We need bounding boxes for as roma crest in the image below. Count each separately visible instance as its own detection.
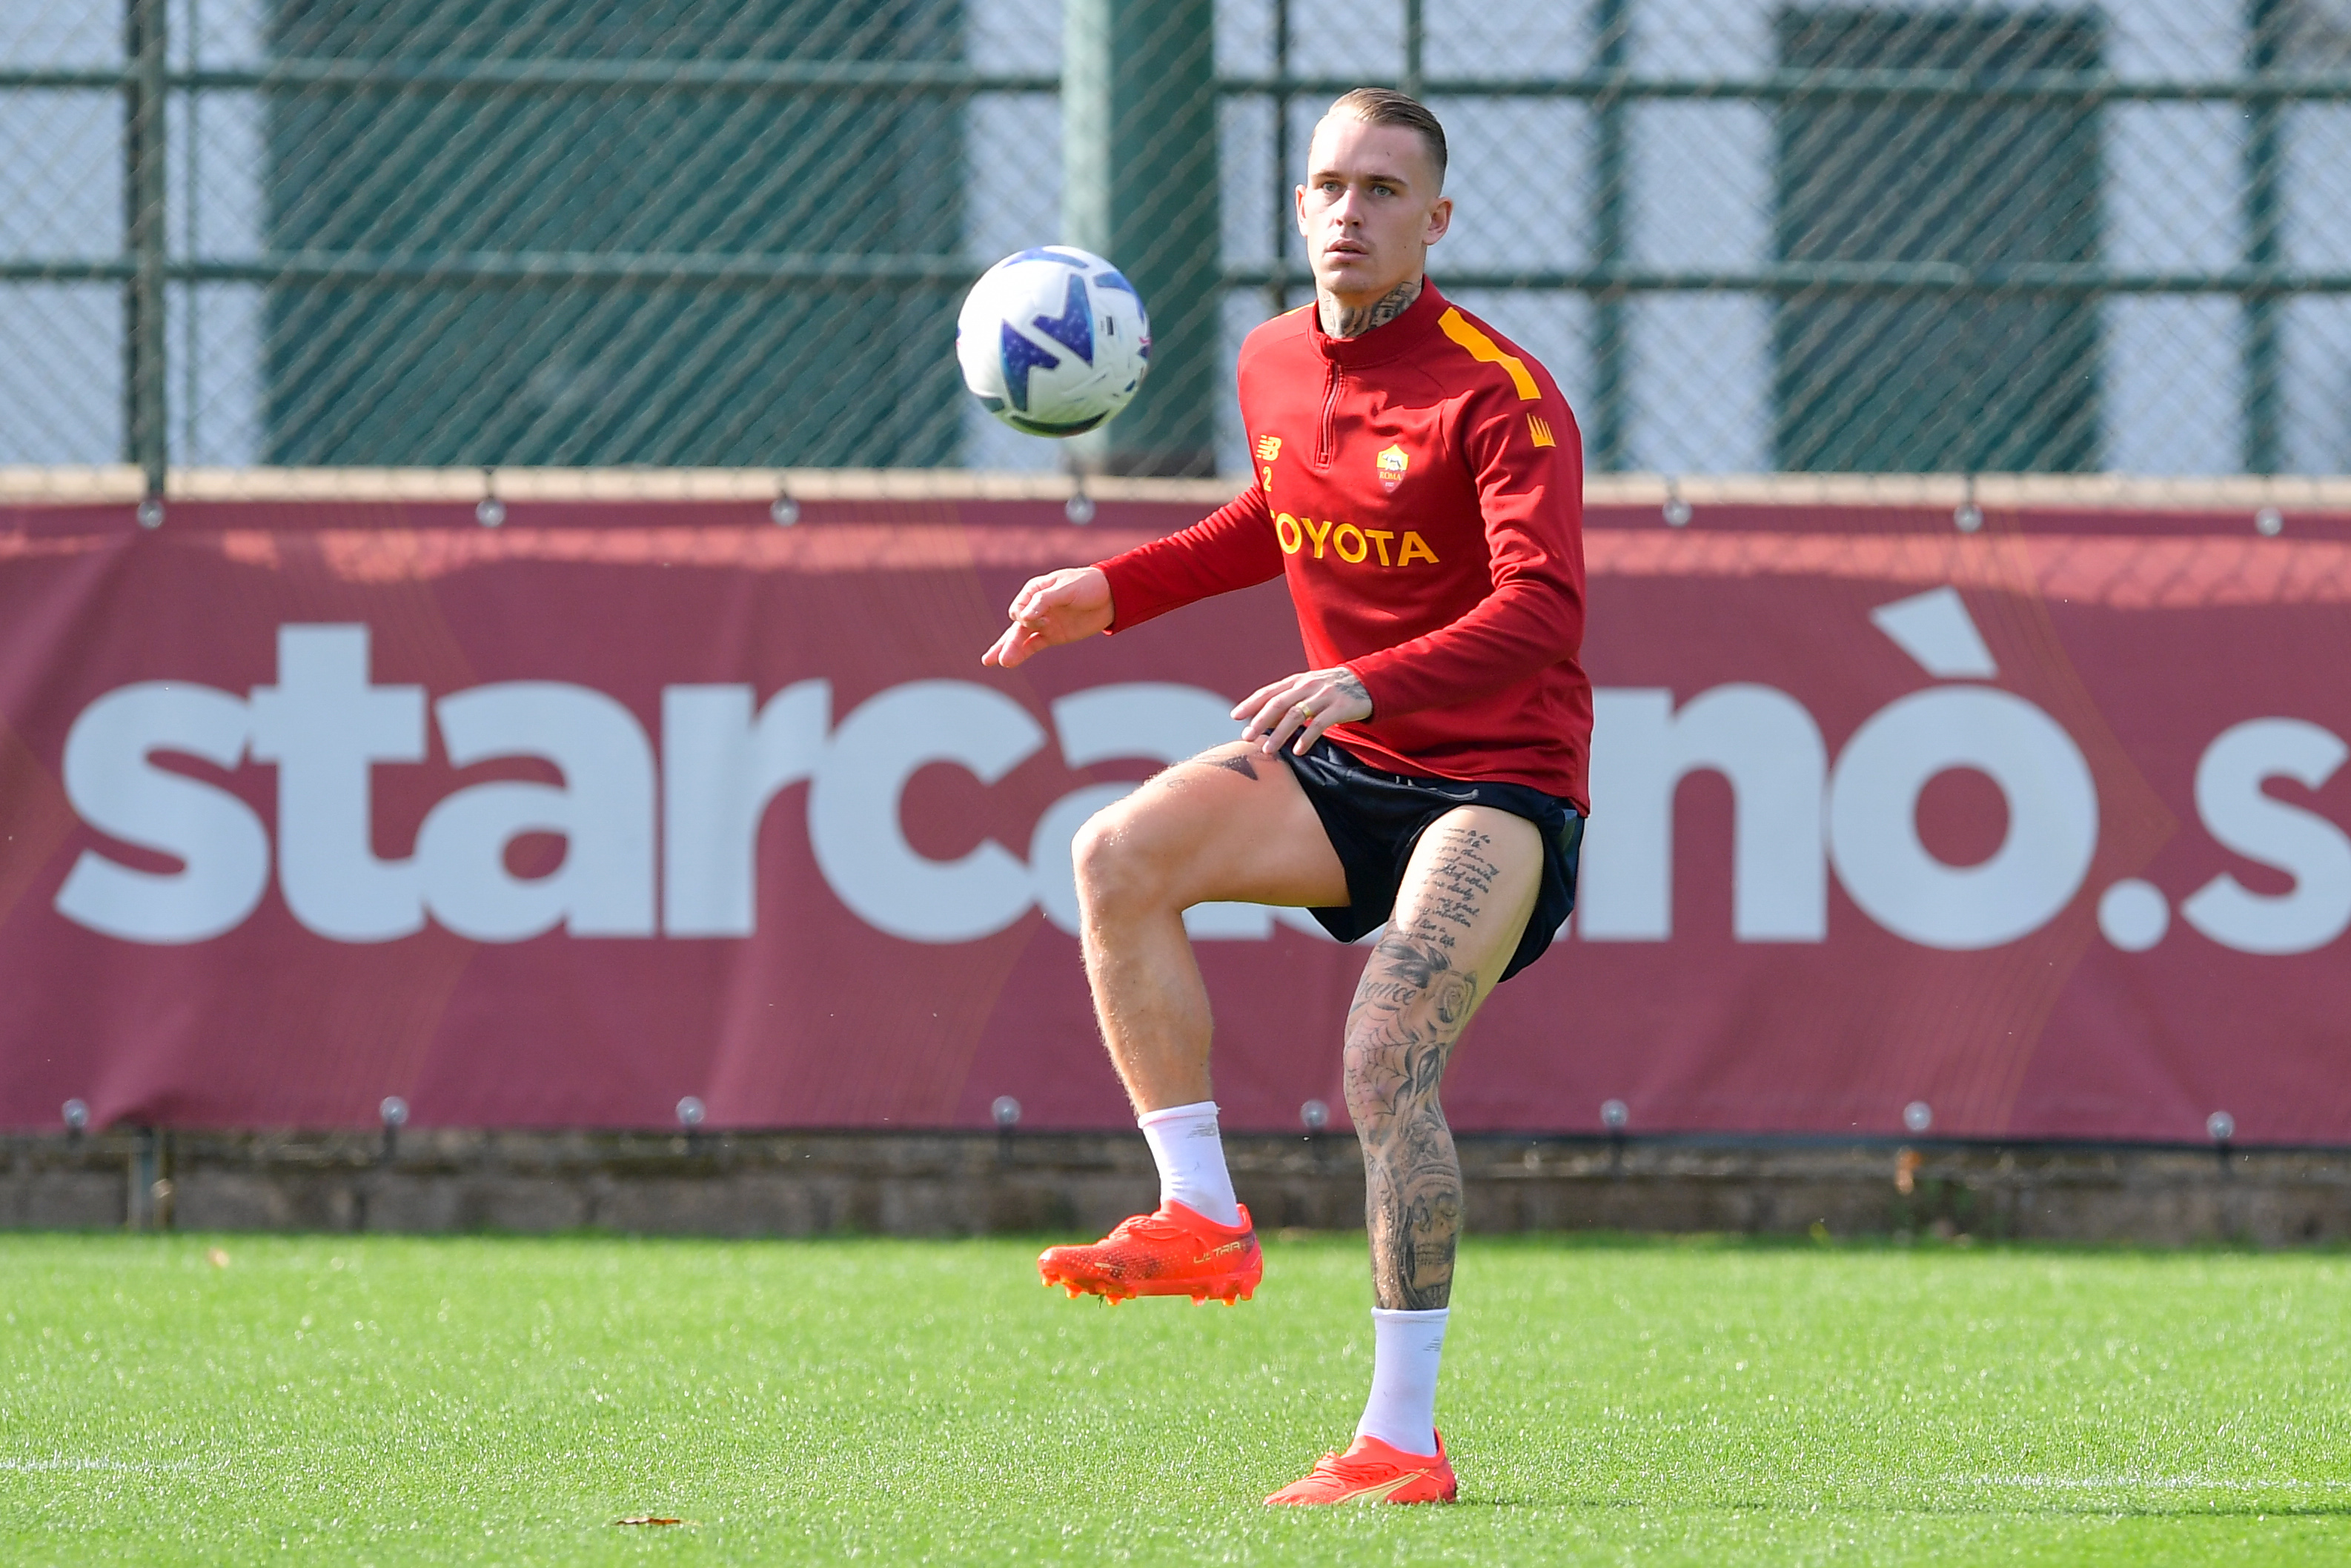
[1376,443,1409,494]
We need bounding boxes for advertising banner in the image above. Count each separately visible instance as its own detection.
[1,495,2345,1141]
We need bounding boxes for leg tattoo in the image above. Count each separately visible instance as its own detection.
[1343,823,1509,1312]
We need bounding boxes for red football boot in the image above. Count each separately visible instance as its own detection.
[1035,1201,1261,1304]
[1264,1432,1459,1505]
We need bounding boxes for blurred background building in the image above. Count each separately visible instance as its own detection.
[4,0,2351,482]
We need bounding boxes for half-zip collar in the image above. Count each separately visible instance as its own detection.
[1307,276,1450,369]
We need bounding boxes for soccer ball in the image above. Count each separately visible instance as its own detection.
[956,247,1150,437]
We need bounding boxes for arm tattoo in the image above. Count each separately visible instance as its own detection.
[1334,668,1372,720]
[1319,276,1423,339]
[1342,824,1508,1310]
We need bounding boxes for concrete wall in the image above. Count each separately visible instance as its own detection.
[9,1129,2350,1246]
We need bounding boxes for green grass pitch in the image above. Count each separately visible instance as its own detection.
[2,1232,2347,1564]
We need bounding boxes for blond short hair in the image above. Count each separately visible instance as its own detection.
[1326,87,1448,187]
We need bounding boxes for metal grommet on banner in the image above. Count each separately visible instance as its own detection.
[2255,505,2283,536]
[770,479,798,526]
[136,497,164,530]
[1600,1097,1630,1173]
[1662,482,1691,529]
[676,1095,706,1129]
[62,1097,88,1138]
[1903,1100,1933,1134]
[1954,476,1982,534]
[1065,481,1095,526]
[476,467,504,528]
[379,1094,408,1163]
[1301,1098,1333,1171]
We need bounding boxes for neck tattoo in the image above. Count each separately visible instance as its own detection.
[1319,276,1422,339]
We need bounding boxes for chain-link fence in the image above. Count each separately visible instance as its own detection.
[4,0,2351,489]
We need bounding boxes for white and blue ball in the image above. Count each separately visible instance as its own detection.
[956,247,1150,437]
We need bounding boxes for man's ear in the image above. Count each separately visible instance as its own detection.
[1295,183,1311,236]
[1424,195,1453,245]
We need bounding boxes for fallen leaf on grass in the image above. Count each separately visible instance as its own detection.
[612,1515,686,1527]
[206,1249,231,1269]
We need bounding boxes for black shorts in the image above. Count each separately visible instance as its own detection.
[1279,737,1584,983]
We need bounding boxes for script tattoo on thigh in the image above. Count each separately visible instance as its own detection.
[1343,823,1505,1311]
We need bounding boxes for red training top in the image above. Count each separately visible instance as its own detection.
[1095,279,1593,810]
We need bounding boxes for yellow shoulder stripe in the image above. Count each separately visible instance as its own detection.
[1438,307,1540,401]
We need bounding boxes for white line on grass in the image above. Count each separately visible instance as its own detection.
[1966,1477,2351,1490]
[0,1458,215,1473]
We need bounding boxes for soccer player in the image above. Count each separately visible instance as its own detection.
[981,87,1591,1506]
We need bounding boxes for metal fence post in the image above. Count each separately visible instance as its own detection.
[1267,0,1291,322]
[1064,0,1221,476]
[124,0,167,496]
[1591,0,1631,472]
[1402,0,1425,101]
[2243,0,2284,475]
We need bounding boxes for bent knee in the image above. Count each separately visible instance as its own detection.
[1341,1032,1447,1126]
[1072,804,1180,918]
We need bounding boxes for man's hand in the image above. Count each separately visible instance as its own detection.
[1236,666,1373,757]
[981,566,1114,668]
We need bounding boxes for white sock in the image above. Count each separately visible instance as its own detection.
[1355,1307,1449,1457]
[1135,1100,1240,1228]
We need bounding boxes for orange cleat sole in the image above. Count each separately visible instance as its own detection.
[1041,1267,1256,1306]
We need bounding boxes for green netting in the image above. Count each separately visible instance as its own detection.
[1,0,2347,482]
[263,0,964,467]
